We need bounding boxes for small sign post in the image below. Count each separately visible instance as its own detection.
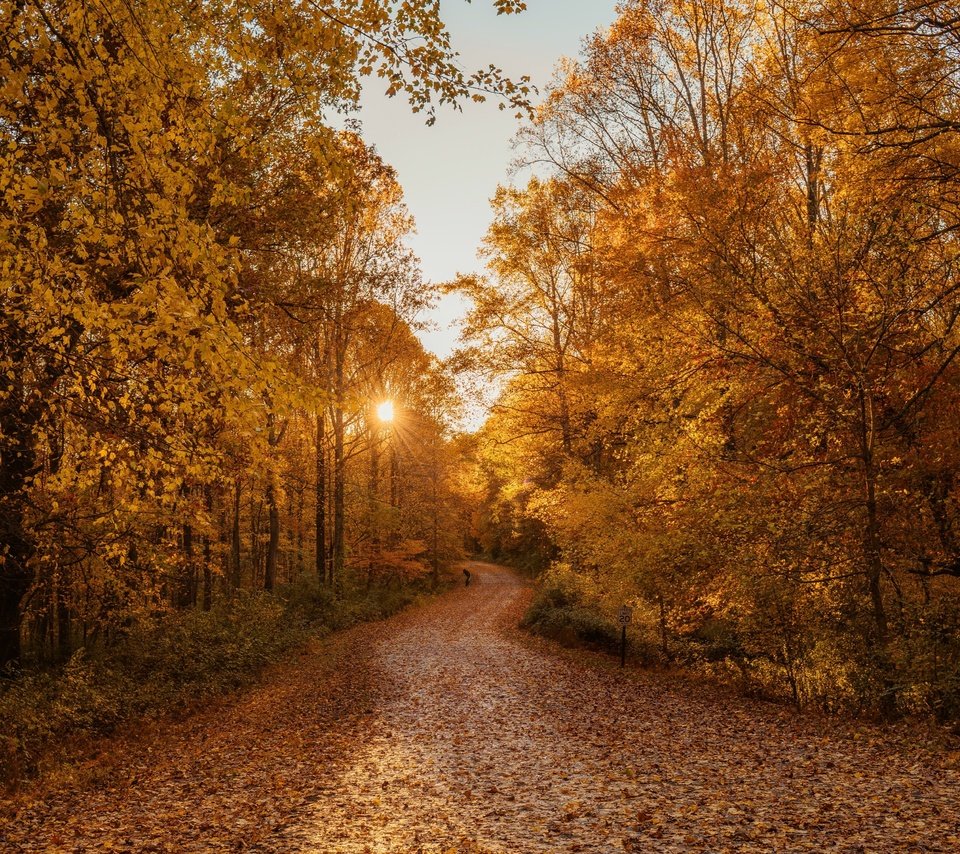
[617,605,633,668]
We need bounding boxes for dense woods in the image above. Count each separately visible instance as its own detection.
[463,0,960,718]
[5,1,960,847]
[4,0,960,801]
[0,0,538,771]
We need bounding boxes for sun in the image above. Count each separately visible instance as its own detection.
[376,400,395,423]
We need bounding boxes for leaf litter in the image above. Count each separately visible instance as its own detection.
[3,563,959,852]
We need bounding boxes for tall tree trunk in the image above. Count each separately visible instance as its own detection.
[316,411,326,584]
[658,591,669,661]
[251,496,262,588]
[858,390,890,644]
[219,503,230,595]
[389,444,398,508]
[179,516,195,609]
[331,324,346,592]
[285,485,295,585]
[430,447,439,590]
[263,413,284,593]
[36,590,51,663]
[330,304,347,593]
[56,568,71,661]
[548,288,573,456]
[202,487,213,611]
[333,405,345,591]
[265,474,279,592]
[368,426,380,589]
[858,388,895,715]
[202,534,212,611]
[804,143,822,239]
[863,469,889,644]
[296,484,305,576]
[0,408,36,667]
[387,442,399,548]
[231,479,242,590]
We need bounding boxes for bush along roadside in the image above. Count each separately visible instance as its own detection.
[0,574,446,789]
[520,563,960,721]
[520,563,661,666]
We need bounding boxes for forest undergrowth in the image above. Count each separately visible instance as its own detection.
[0,574,448,792]
[521,566,960,729]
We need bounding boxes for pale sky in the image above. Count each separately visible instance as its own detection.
[355,0,619,359]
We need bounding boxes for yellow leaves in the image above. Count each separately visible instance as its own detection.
[20,174,40,195]
[15,173,48,215]
[0,0,518,735]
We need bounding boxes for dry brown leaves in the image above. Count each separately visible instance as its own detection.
[3,563,959,852]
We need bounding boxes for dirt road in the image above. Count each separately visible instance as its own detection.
[4,563,960,852]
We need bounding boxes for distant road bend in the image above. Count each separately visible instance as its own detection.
[5,563,959,852]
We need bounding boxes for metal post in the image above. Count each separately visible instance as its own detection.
[620,625,626,668]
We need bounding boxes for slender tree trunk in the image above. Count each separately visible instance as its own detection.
[265,475,279,593]
[285,485,295,585]
[330,305,348,593]
[0,409,36,667]
[389,444,398,508]
[430,446,439,589]
[231,478,242,590]
[316,412,327,584]
[56,568,71,661]
[219,503,229,596]
[388,442,399,548]
[202,534,212,611]
[36,594,51,663]
[251,496,262,588]
[333,406,345,591]
[431,514,439,589]
[858,388,895,715]
[368,426,380,589]
[201,488,213,610]
[658,591,669,661]
[179,516,194,609]
[332,321,346,593]
[858,391,890,644]
[547,288,573,456]
[296,484,304,576]
[264,413,283,593]
[863,469,889,644]
[804,143,822,239]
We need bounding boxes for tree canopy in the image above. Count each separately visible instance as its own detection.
[463,0,960,718]
[0,0,527,668]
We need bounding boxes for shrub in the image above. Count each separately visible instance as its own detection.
[0,576,433,788]
[521,563,660,660]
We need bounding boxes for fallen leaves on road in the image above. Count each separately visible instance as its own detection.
[3,563,959,852]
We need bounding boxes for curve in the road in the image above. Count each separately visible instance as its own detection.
[5,562,959,853]
[265,562,960,853]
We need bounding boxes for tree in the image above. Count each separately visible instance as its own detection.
[467,0,960,716]
[457,177,606,468]
[0,0,531,666]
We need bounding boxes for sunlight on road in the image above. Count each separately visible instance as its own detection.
[263,565,960,853]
